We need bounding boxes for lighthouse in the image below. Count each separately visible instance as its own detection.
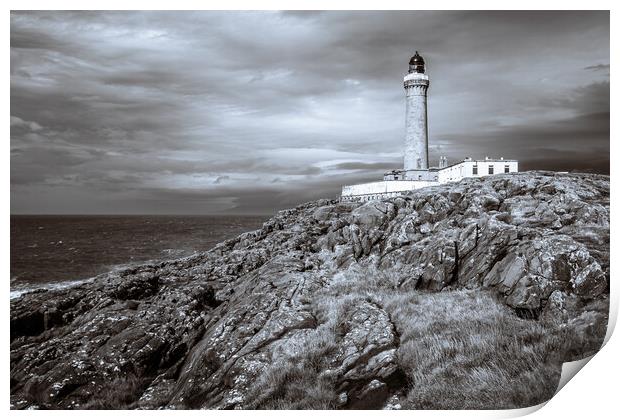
[403,51,430,174]
[340,51,519,202]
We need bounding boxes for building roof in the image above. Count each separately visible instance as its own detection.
[408,51,426,74]
[383,158,518,175]
[409,51,424,66]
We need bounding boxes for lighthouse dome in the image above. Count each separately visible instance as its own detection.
[409,51,425,74]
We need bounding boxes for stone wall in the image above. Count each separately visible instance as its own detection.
[341,180,439,201]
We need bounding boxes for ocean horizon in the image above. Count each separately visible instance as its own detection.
[10,214,267,299]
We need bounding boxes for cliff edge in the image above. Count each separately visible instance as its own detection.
[10,171,610,409]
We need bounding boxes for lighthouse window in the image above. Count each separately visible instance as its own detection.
[472,165,478,175]
[488,165,494,175]
[504,165,510,173]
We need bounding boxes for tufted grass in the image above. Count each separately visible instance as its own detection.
[79,374,149,409]
[381,289,567,409]
[244,262,605,409]
[243,325,340,409]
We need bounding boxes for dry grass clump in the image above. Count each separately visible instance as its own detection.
[80,374,149,409]
[244,262,600,409]
[326,262,401,297]
[381,289,567,409]
[245,356,338,409]
[243,306,345,409]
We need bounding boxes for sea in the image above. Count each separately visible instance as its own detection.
[10,215,267,300]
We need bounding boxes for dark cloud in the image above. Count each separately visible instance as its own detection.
[332,161,400,171]
[10,11,610,214]
[585,64,610,72]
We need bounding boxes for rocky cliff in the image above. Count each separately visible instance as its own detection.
[10,172,610,409]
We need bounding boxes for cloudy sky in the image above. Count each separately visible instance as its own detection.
[11,11,609,214]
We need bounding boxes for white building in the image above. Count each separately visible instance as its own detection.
[341,52,519,202]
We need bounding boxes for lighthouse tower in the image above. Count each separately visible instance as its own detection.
[403,51,430,177]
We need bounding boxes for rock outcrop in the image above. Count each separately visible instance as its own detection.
[10,172,610,409]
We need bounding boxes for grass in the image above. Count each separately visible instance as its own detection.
[244,286,370,409]
[245,262,602,409]
[244,323,340,409]
[80,375,150,409]
[382,289,565,409]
